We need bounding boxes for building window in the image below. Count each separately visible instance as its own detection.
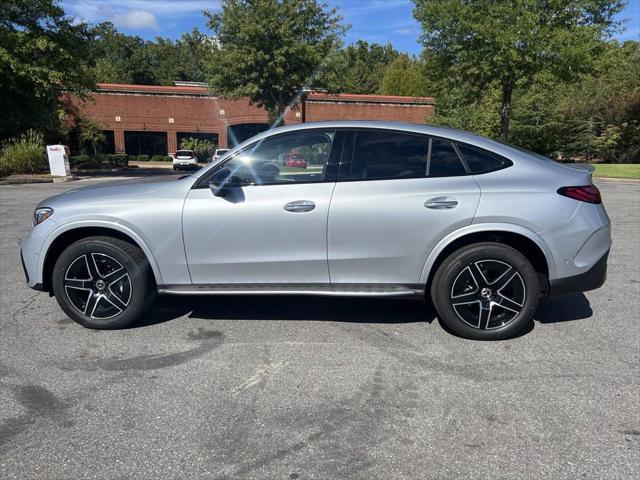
[227,123,270,147]
[102,130,115,154]
[124,131,168,156]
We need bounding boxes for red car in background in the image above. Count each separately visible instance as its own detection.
[284,153,307,169]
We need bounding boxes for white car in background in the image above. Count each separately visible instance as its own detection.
[211,148,230,163]
[172,150,197,170]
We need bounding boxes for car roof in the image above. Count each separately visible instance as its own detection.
[192,120,584,180]
[239,121,519,157]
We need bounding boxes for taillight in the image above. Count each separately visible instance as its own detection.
[557,185,602,204]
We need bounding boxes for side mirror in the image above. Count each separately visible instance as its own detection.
[209,167,239,196]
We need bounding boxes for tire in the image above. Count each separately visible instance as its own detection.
[51,236,156,329]
[431,242,539,340]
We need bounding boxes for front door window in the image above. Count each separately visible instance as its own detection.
[223,131,335,185]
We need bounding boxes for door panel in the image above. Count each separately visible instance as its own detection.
[328,176,480,284]
[183,183,335,284]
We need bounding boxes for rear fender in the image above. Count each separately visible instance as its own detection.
[419,223,556,284]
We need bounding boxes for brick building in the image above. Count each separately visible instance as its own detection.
[71,82,435,156]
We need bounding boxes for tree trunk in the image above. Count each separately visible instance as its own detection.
[499,84,513,142]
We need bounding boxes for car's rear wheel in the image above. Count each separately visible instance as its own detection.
[52,236,156,329]
[431,242,539,340]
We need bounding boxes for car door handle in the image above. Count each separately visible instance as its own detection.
[425,197,459,209]
[284,200,316,212]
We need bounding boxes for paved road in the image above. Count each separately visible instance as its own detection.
[1,179,638,479]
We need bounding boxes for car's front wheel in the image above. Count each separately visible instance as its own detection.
[431,242,539,340]
[52,236,156,329]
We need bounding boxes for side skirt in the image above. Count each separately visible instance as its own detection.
[158,283,424,298]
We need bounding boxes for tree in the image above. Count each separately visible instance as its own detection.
[206,0,346,124]
[378,54,426,97]
[149,28,212,86]
[0,0,94,140]
[413,0,624,141]
[90,22,156,85]
[180,137,216,162]
[323,40,399,94]
[78,119,107,157]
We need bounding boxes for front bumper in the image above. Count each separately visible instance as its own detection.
[548,250,609,297]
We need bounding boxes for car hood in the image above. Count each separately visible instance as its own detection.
[38,175,192,209]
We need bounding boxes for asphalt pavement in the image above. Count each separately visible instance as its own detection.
[0,178,638,479]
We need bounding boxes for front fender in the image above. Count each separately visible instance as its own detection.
[37,218,164,287]
[418,222,557,285]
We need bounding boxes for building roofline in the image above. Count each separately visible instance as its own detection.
[94,83,434,104]
[96,83,211,96]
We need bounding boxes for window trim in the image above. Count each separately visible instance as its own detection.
[193,129,343,189]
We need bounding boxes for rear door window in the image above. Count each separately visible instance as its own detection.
[347,130,428,180]
[428,139,467,176]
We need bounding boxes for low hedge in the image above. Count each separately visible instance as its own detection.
[112,154,128,166]
[70,153,129,169]
[69,155,91,168]
[163,155,173,162]
[136,154,150,162]
[151,154,164,162]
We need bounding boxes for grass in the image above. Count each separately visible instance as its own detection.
[593,164,640,179]
[279,165,324,174]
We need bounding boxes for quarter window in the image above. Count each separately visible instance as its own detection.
[348,131,428,180]
[456,143,513,174]
[222,131,335,185]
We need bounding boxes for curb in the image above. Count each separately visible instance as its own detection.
[0,176,54,185]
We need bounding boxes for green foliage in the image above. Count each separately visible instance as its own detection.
[0,0,95,140]
[136,154,150,162]
[162,155,173,162]
[151,155,165,162]
[323,41,399,94]
[89,22,155,84]
[89,23,210,86]
[78,119,107,157]
[69,155,91,168]
[0,130,47,177]
[206,0,346,123]
[112,154,129,166]
[414,0,624,140]
[180,137,215,162]
[378,55,427,97]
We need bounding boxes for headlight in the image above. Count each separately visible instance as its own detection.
[33,207,53,226]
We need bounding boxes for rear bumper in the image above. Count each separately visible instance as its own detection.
[548,250,609,297]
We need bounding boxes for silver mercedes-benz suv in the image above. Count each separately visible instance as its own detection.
[21,121,611,340]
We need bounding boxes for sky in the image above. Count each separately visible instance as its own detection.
[61,0,640,55]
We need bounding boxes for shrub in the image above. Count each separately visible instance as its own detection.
[0,130,47,177]
[180,137,215,162]
[136,154,150,162]
[75,161,104,170]
[163,155,173,162]
[112,154,128,166]
[69,155,91,168]
[151,154,164,162]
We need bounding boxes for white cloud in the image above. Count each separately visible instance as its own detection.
[61,1,219,21]
[112,9,159,29]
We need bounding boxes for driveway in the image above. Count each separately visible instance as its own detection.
[0,179,638,479]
